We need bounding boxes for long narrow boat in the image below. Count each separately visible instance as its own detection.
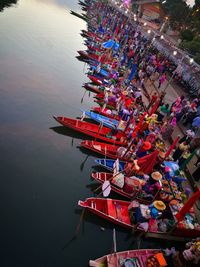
[78,0,89,8]
[94,99,116,109]
[95,158,125,172]
[93,92,104,100]
[79,198,200,239]
[78,197,133,229]
[83,111,119,129]
[92,107,120,120]
[91,172,158,204]
[81,140,134,162]
[53,116,127,146]
[87,45,102,52]
[89,249,163,267]
[70,10,87,21]
[81,30,99,39]
[83,83,103,94]
[91,172,138,199]
[90,65,110,78]
[77,50,99,61]
[81,140,119,158]
[88,75,109,86]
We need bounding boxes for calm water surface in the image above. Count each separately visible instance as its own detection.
[0,1,177,266]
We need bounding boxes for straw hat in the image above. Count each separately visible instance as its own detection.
[151,171,162,181]
[142,141,151,151]
[153,200,166,211]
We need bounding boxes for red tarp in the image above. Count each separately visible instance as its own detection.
[137,150,159,174]
[165,136,180,159]
[175,188,200,222]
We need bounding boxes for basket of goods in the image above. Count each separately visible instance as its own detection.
[146,253,167,267]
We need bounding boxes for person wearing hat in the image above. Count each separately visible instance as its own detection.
[142,171,162,195]
[178,129,195,144]
[173,140,190,162]
[136,141,151,158]
[149,200,166,219]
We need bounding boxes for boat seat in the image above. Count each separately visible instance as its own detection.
[106,199,117,218]
[91,201,96,209]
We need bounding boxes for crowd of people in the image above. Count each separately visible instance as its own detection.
[86,1,200,174]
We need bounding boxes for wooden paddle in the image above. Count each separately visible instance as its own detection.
[94,168,125,197]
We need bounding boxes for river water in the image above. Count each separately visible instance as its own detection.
[0,1,179,266]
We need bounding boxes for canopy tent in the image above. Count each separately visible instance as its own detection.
[102,39,120,51]
[137,150,159,174]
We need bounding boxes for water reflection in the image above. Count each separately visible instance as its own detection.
[0,0,18,11]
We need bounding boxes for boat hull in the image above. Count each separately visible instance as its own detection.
[78,197,133,229]
[53,116,126,145]
[89,249,160,267]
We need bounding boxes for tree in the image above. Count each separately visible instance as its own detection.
[0,0,18,12]
[181,29,195,41]
[161,0,191,30]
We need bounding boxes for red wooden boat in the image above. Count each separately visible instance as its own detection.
[92,107,120,120]
[81,30,102,42]
[95,99,116,109]
[80,140,134,161]
[89,249,163,267]
[83,32,102,42]
[88,75,104,85]
[78,197,200,238]
[77,50,99,61]
[81,140,119,158]
[78,197,133,229]
[87,45,102,52]
[53,116,127,145]
[83,83,102,94]
[91,172,139,199]
[94,92,105,100]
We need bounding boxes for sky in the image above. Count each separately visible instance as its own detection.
[187,0,195,7]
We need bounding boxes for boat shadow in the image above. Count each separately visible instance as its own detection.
[62,208,145,251]
[50,126,91,141]
[74,208,130,235]
[92,165,111,172]
[76,55,90,63]
[78,146,102,158]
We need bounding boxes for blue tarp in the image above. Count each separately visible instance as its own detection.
[102,39,120,51]
[164,161,179,177]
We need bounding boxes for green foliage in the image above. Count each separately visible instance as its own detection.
[181,39,200,56]
[181,29,195,41]
[194,53,200,64]
[161,0,191,30]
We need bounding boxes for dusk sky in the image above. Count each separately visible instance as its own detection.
[187,0,195,7]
